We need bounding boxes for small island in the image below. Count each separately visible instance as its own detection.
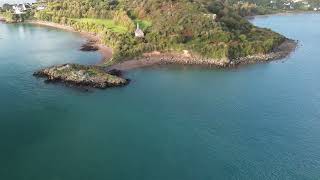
[0,0,306,89]
[33,64,129,89]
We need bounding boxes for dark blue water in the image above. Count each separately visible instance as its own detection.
[1,14,320,180]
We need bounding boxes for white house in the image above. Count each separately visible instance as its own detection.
[284,2,291,6]
[36,5,46,11]
[135,23,144,38]
[204,13,217,22]
[12,4,30,15]
[12,5,24,14]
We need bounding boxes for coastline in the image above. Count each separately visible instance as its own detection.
[0,16,5,22]
[1,14,299,89]
[246,10,319,20]
[22,20,297,71]
[33,64,129,89]
[25,20,113,62]
[106,39,297,71]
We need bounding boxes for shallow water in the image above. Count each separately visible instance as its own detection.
[1,14,320,180]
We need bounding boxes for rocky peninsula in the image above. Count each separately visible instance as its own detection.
[107,39,297,71]
[29,22,296,88]
[0,0,300,89]
[25,20,297,70]
[25,20,296,89]
[33,64,129,89]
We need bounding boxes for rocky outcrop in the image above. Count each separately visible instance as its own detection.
[80,40,99,51]
[34,64,129,89]
[148,39,298,67]
[107,69,123,76]
[107,38,297,71]
[230,38,298,66]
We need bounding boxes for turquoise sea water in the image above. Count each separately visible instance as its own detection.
[1,14,320,180]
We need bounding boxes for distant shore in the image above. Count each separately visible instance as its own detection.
[246,10,319,20]
[25,20,112,62]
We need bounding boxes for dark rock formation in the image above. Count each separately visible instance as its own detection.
[107,69,123,76]
[80,40,99,51]
[34,64,129,89]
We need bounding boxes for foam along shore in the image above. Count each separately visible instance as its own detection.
[107,38,297,71]
[33,64,129,89]
[25,20,112,62]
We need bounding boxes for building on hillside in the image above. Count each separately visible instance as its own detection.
[302,1,310,5]
[12,5,24,14]
[284,2,291,6]
[204,13,217,22]
[212,14,217,21]
[12,3,31,15]
[36,5,46,11]
[292,0,304,2]
[135,23,144,38]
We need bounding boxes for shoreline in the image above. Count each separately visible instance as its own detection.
[25,20,112,62]
[22,20,297,71]
[106,39,297,71]
[246,10,319,20]
[33,64,129,89]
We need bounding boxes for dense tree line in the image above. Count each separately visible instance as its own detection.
[33,0,284,62]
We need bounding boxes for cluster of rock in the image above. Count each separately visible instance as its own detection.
[108,39,297,71]
[34,64,129,89]
[230,39,297,66]
[33,39,296,89]
[158,39,296,66]
[80,40,99,51]
[176,39,297,67]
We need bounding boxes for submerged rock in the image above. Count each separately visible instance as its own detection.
[107,69,123,76]
[80,40,99,51]
[34,64,129,89]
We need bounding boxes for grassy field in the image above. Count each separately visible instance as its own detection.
[73,18,152,33]
[73,18,129,33]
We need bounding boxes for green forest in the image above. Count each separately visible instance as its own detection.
[2,0,287,64]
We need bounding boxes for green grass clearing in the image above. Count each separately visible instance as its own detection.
[73,18,128,33]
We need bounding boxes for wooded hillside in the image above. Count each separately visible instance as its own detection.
[34,0,285,64]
